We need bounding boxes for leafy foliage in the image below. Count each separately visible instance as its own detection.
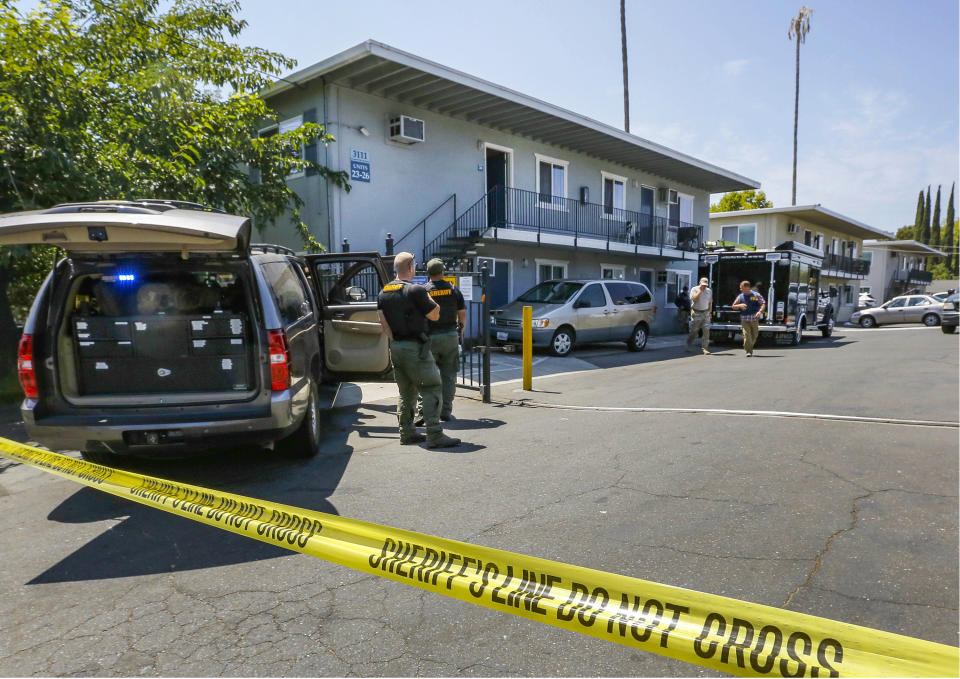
[709,190,773,212]
[0,0,347,372]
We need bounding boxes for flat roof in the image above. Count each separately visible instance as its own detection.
[862,239,948,257]
[263,40,759,193]
[709,204,891,240]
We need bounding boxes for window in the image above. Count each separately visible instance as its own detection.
[600,264,626,280]
[908,297,931,307]
[720,224,756,247]
[601,172,627,215]
[831,238,839,255]
[667,271,691,306]
[804,230,812,246]
[629,282,652,304]
[257,116,305,180]
[862,251,872,264]
[575,284,607,308]
[844,285,854,304]
[860,286,871,294]
[887,297,907,308]
[262,261,311,327]
[815,233,825,251]
[536,259,567,283]
[535,154,568,206]
[605,281,654,305]
[314,260,382,306]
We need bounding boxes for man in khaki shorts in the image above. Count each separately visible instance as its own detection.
[686,277,713,354]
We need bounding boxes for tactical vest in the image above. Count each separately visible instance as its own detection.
[378,279,428,341]
[425,279,459,333]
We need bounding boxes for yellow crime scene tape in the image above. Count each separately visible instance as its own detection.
[1,437,957,678]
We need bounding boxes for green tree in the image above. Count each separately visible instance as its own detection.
[709,190,774,212]
[944,183,955,272]
[895,225,915,240]
[930,185,942,262]
[910,189,924,239]
[921,186,932,244]
[0,0,348,375]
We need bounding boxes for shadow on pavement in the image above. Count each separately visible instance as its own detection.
[29,395,374,585]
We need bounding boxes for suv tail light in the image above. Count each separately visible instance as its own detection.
[18,334,38,399]
[268,329,291,392]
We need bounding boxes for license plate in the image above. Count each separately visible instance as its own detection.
[496,331,508,341]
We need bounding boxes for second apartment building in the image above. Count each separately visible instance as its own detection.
[709,205,890,321]
[258,41,758,334]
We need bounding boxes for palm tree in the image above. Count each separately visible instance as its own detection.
[788,6,813,205]
[620,0,630,133]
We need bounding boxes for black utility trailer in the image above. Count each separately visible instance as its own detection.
[699,241,834,346]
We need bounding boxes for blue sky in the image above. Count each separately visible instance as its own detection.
[236,0,959,233]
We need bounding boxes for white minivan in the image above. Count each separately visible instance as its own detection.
[490,279,656,356]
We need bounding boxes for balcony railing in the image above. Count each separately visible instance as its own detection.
[822,253,871,277]
[894,268,933,285]
[481,186,702,252]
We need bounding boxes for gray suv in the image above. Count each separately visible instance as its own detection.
[5,200,395,464]
[492,279,656,356]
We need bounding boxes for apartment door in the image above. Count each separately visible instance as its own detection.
[486,148,508,227]
[479,258,511,309]
[638,186,655,244]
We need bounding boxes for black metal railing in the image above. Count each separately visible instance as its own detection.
[822,253,871,277]
[424,185,703,262]
[894,268,933,284]
[395,193,456,258]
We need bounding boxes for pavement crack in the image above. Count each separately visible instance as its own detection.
[811,585,960,611]
[782,490,874,609]
[614,483,776,508]
[631,542,813,563]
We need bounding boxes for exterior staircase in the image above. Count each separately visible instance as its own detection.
[422,186,502,267]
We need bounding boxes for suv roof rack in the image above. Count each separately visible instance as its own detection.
[250,243,296,256]
[45,199,225,215]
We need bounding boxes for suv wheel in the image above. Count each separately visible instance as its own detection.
[285,380,321,458]
[859,316,877,328]
[922,313,940,327]
[627,324,648,352]
[550,327,574,357]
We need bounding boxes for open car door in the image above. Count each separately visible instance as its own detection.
[304,252,393,382]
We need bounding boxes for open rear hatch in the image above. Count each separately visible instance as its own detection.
[3,202,261,405]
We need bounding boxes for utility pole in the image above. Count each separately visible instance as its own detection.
[788,6,813,206]
[620,0,630,133]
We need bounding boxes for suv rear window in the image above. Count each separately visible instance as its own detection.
[261,261,312,327]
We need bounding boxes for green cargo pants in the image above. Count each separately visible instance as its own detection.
[390,340,443,442]
[429,330,460,418]
[741,320,759,355]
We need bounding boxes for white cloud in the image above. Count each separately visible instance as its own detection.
[721,59,749,76]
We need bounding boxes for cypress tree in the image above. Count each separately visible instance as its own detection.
[912,189,924,238]
[921,186,932,244]
[931,186,942,250]
[944,183,956,272]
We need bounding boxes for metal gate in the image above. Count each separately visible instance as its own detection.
[452,266,491,402]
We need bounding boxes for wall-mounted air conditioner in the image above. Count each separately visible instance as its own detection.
[787,223,799,234]
[388,115,425,144]
[658,188,679,204]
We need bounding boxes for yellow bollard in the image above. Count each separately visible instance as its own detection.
[522,305,533,391]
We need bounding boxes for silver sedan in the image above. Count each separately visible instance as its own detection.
[849,295,944,328]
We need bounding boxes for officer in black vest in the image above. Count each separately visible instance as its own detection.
[423,258,466,420]
[377,252,461,448]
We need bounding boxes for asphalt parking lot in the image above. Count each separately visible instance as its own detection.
[0,325,956,676]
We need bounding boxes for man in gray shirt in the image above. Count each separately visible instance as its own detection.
[686,277,713,354]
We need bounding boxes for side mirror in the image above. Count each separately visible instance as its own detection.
[346,286,367,302]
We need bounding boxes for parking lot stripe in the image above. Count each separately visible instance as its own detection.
[1,437,956,677]
[519,402,959,429]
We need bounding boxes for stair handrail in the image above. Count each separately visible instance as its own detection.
[423,185,502,263]
[394,193,457,254]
